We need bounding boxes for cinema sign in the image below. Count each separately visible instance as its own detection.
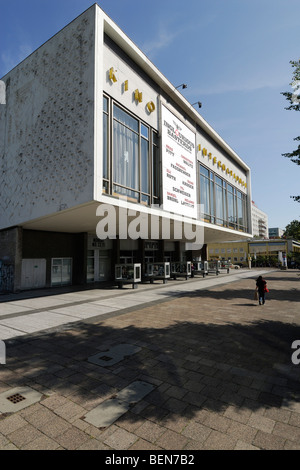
[161,105,197,219]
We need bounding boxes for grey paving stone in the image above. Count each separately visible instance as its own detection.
[84,381,154,428]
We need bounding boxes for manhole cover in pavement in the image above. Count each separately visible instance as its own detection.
[0,387,42,413]
[88,343,142,367]
[100,356,113,362]
[7,393,26,404]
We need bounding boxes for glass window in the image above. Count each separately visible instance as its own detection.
[200,173,210,219]
[237,190,246,231]
[87,251,95,283]
[114,104,139,132]
[199,164,247,232]
[141,124,148,139]
[113,107,139,193]
[103,95,108,113]
[103,109,108,180]
[227,184,236,228]
[200,165,209,178]
[103,96,109,192]
[152,131,160,202]
[199,164,215,222]
[103,99,160,205]
[215,183,224,225]
[210,180,215,220]
[215,175,222,186]
[51,258,72,286]
[141,125,149,195]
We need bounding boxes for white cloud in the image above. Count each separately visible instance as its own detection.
[142,30,178,57]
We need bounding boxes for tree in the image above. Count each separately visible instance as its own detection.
[284,219,300,241]
[281,59,300,202]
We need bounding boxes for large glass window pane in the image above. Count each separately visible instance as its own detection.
[215,183,224,224]
[141,124,148,139]
[103,96,108,113]
[215,175,222,186]
[200,174,210,218]
[113,119,139,191]
[223,187,227,223]
[243,195,248,231]
[141,137,149,194]
[227,185,236,227]
[237,191,244,229]
[51,258,72,286]
[103,112,108,180]
[210,180,215,219]
[87,256,95,283]
[200,165,209,178]
[62,259,72,284]
[104,100,160,205]
[152,131,160,201]
[113,185,139,201]
[114,104,139,132]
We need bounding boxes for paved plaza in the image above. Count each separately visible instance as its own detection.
[0,268,299,450]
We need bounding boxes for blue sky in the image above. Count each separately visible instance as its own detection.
[1,0,299,230]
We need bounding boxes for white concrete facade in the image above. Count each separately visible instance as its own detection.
[0,7,96,229]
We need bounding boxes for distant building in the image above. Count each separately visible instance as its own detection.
[207,240,249,265]
[251,201,268,238]
[269,227,284,239]
[207,238,300,266]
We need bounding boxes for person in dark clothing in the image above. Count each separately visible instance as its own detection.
[256,275,267,305]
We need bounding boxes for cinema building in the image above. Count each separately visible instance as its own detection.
[0,4,252,292]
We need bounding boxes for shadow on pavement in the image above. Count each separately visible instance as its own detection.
[2,314,300,424]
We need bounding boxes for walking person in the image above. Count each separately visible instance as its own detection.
[256,275,268,305]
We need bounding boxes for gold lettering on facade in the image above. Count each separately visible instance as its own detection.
[200,143,246,187]
[146,101,155,113]
[134,89,143,102]
[109,67,117,83]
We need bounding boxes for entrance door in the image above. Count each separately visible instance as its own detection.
[51,258,72,286]
[98,256,110,281]
[21,259,46,289]
[87,250,111,282]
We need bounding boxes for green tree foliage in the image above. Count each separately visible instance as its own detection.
[284,219,300,240]
[281,60,300,202]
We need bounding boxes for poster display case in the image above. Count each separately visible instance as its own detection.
[207,261,221,275]
[145,262,170,283]
[193,261,208,277]
[115,263,141,288]
[170,261,192,280]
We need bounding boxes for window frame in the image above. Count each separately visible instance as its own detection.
[103,94,160,206]
[199,163,248,233]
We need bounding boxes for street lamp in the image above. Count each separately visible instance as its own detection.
[192,101,202,108]
[175,84,187,90]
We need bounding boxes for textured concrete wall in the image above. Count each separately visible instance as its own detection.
[0,227,23,291]
[0,7,96,230]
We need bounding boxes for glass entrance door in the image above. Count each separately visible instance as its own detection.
[87,250,111,282]
[51,258,72,286]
